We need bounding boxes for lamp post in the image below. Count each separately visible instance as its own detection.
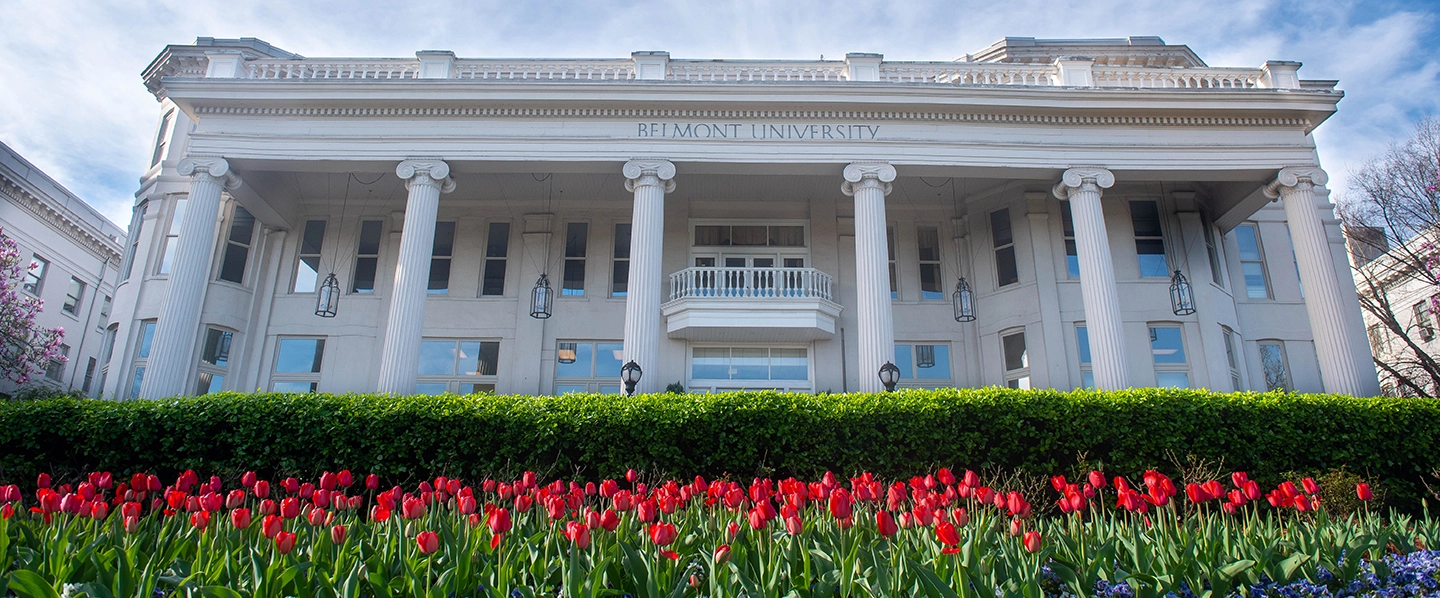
[315,273,340,317]
[621,360,643,396]
[1169,270,1196,316]
[878,361,900,392]
[952,277,975,322]
[530,273,553,319]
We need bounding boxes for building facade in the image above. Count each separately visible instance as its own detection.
[103,36,1381,398]
[1,142,125,396]
[1349,229,1440,396]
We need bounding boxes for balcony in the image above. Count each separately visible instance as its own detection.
[661,267,843,342]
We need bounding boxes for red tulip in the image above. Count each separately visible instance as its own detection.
[280,497,300,519]
[1302,478,1319,495]
[962,470,979,488]
[598,509,620,532]
[253,481,270,499]
[458,495,476,515]
[1009,517,1023,536]
[714,544,731,565]
[1203,480,1224,500]
[1050,476,1067,492]
[123,515,140,533]
[829,488,853,520]
[330,524,346,544]
[281,478,299,494]
[1022,530,1042,553]
[514,494,533,513]
[262,514,284,539]
[1278,481,1299,498]
[274,531,296,554]
[1243,480,1261,501]
[148,475,163,492]
[226,490,246,509]
[190,511,210,531]
[416,530,440,555]
[37,473,51,489]
[307,507,326,526]
[937,468,955,486]
[90,502,109,521]
[488,507,512,535]
[1088,471,1107,490]
[370,506,391,522]
[402,497,427,520]
[783,514,803,535]
[637,499,658,523]
[231,508,252,529]
[1357,483,1374,501]
[121,501,141,519]
[565,521,591,549]
[1186,483,1208,503]
[319,472,337,492]
[936,521,960,554]
[1231,471,1249,488]
[241,472,257,488]
[748,507,768,530]
[365,474,379,490]
[626,469,639,483]
[1294,494,1312,512]
[875,511,898,537]
[648,522,678,546]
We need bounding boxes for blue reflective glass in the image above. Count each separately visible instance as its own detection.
[418,341,455,376]
[555,385,586,394]
[415,383,447,395]
[556,342,593,378]
[1156,372,1190,388]
[1149,327,1186,364]
[1076,326,1091,365]
[1235,225,1262,261]
[915,345,950,380]
[731,348,768,380]
[276,339,324,373]
[137,322,156,359]
[894,345,914,380]
[273,381,316,393]
[692,348,728,379]
[770,349,808,380]
[596,343,624,378]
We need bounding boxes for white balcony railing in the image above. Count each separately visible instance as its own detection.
[669,267,833,301]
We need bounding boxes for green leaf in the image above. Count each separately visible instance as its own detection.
[7,570,60,598]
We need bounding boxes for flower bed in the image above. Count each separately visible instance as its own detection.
[1,467,1437,597]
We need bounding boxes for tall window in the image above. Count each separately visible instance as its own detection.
[691,347,809,386]
[82,357,97,394]
[272,337,325,392]
[1202,213,1225,286]
[97,295,111,330]
[63,277,85,315]
[23,255,48,295]
[1367,324,1387,355]
[482,222,510,296]
[352,220,383,293]
[98,324,117,398]
[218,206,255,284]
[1210,327,1236,391]
[1131,201,1168,277]
[887,227,898,298]
[1234,223,1270,299]
[1257,340,1290,391]
[45,344,69,382]
[1416,301,1435,341]
[1060,201,1079,277]
[563,222,589,296]
[894,343,952,388]
[1002,330,1029,388]
[555,341,624,394]
[991,208,1019,287]
[1075,324,1093,388]
[612,223,631,297]
[158,198,188,275]
[196,327,232,395]
[1149,325,1189,387]
[417,339,500,394]
[130,320,157,399]
[917,227,943,300]
[1287,225,1303,298]
[428,222,456,294]
[150,109,175,166]
[293,220,327,292]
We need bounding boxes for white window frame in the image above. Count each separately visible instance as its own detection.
[1129,200,1169,278]
[688,220,811,269]
[1075,323,1093,389]
[1257,340,1291,392]
[611,222,631,298]
[351,219,384,294]
[554,340,624,394]
[427,221,457,295]
[23,255,48,296]
[415,338,500,395]
[1001,329,1030,389]
[1416,301,1435,342]
[196,326,234,395]
[990,208,1019,288]
[686,344,813,393]
[45,344,69,383]
[157,197,188,275]
[130,320,157,400]
[1202,212,1226,287]
[916,227,944,301]
[1234,223,1271,299]
[1060,201,1079,278]
[1148,323,1190,388]
[561,221,589,297]
[62,277,85,316]
[1222,326,1243,391]
[293,219,327,293]
[271,336,326,392]
[97,295,112,330]
[481,220,511,297]
[216,205,256,285]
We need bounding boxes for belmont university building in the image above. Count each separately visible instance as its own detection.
[100,36,1381,399]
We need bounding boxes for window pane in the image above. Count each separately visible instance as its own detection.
[598,385,621,394]
[1235,225,1261,261]
[990,209,1013,248]
[352,258,378,293]
[1156,372,1189,388]
[770,226,805,247]
[419,341,457,375]
[228,207,255,244]
[1259,343,1289,391]
[611,261,629,297]
[894,344,914,380]
[137,321,156,359]
[1129,201,1162,237]
[692,348,729,379]
[770,349,808,380]
[273,381,317,393]
[461,383,496,394]
[276,339,324,373]
[219,242,249,283]
[1149,327,1186,364]
[555,384,586,394]
[432,222,456,256]
[915,345,951,380]
[427,259,451,293]
[130,367,145,399]
[196,372,224,395]
[562,260,586,295]
[415,383,448,396]
[1065,240,1080,277]
[300,220,327,255]
[595,343,624,378]
[460,341,500,376]
[693,225,728,246]
[1076,326,1091,365]
[1136,240,1168,277]
[556,342,593,378]
[357,220,383,255]
[1242,263,1268,298]
[1060,201,1075,236]
[201,329,232,366]
[731,348,768,379]
[294,256,320,292]
[613,224,631,258]
[565,223,588,257]
[1081,371,1095,389]
[995,246,1019,287]
[1002,332,1027,372]
[917,228,940,261]
[920,264,942,298]
[730,226,767,246]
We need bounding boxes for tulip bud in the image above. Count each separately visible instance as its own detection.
[1302,478,1319,495]
[331,524,347,544]
[1022,530,1042,553]
[1356,483,1374,501]
[231,508,252,529]
[242,472,257,488]
[416,531,440,555]
[124,515,140,533]
[365,474,379,490]
[254,481,270,499]
[274,531,296,554]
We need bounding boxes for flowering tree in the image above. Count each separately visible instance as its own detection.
[0,227,65,387]
[1340,117,1440,396]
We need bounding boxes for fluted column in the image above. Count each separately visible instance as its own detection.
[620,159,675,394]
[1264,167,1367,395]
[139,156,239,399]
[1053,167,1129,389]
[376,159,455,394]
[843,162,897,393]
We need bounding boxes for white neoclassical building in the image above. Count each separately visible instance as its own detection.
[101,36,1381,398]
[1,142,125,396]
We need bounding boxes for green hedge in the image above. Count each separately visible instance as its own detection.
[1,389,1437,510]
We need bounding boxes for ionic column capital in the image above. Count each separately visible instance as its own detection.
[1263,166,1328,199]
[841,161,896,196]
[623,159,676,193]
[397,158,456,193]
[1052,166,1114,200]
[177,155,241,190]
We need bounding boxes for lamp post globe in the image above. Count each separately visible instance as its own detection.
[620,360,643,396]
[878,361,901,392]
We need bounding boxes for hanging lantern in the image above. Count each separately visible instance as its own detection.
[1169,269,1196,316]
[557,342,578,364]
[621,360,643,396]
[916,345,936,369]
[952,277,975,322]
[878,362,901,392]
[530,273,553,319]
[315,273,340,318]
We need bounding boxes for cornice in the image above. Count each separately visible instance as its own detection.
[0,178,123,266]
[190,104,1311,128]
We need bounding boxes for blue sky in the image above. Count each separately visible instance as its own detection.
[1,0,1437,227]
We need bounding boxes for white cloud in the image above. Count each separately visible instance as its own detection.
[0,0,1435,226]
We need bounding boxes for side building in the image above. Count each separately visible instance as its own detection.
[100,36,1381,398]
[0,142,125,396]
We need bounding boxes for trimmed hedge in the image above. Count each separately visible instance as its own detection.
[1,389,1438,510]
